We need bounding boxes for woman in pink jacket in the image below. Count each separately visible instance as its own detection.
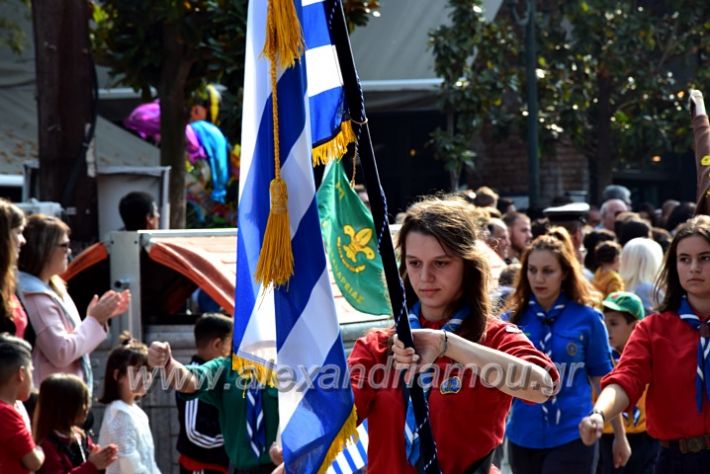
[17,214,130,395]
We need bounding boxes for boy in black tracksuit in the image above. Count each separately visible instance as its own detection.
[176,313,233,474]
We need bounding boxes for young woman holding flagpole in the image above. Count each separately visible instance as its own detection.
[579,91,710,474]
[351,196,559,474]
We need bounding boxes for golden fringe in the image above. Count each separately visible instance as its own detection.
[231,354,278,387]
[255,178,294,287]
[317,406,359,474]
[312,120,356,167]
[263,0,304,69]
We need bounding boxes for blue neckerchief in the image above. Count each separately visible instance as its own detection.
[528,293,569,425]
[677,296,710,412]
[612,350,641,425]
[404,301,470,470]
[245,380,266,457]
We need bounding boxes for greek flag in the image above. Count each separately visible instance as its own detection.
[235,0,358,472]
[327,421,368,474]
[304,0,354,165]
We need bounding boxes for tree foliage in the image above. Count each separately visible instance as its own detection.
[0,0,30,53]
[91,0,248,139]
[430,0,710,198]
[91,0,248,227]
[91,0,379,226]
[343,0,380,32]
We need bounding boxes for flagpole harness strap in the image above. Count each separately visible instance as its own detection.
[350,116,368,126]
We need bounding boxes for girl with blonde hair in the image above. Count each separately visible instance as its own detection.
[619,237,664,315]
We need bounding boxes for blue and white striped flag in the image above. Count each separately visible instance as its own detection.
[327,421,368,474]
[303,0,354,165]
[235,0,358,472]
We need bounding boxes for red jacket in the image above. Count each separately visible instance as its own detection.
[37,432,99,474]
[602,310,710,440]
[349,318,558,474]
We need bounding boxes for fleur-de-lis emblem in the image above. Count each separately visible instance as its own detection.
[342,225,375,263]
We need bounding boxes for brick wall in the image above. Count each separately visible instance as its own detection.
[473,134,590,207]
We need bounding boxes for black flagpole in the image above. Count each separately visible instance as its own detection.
[328,2,441,472]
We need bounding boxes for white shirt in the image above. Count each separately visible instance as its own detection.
[14,401,31,430]
[99,400,161,474]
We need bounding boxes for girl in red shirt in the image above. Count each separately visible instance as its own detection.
[33,373,118,474]
[350,197,559,474]
[580,216,710,473]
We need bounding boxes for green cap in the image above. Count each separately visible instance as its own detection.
[602,291,644,320]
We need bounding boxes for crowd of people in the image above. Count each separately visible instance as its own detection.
[0,90,709,474]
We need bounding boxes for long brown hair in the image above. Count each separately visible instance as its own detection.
[0,199,25,325]
[507,226,597,325]
[397,197,491,343]
[656,215,710,312]
[33,373,89,443]
[99,332,149,404]
[18,214,70,295]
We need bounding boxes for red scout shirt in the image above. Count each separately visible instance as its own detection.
[0,400,35,474]
[602,310,710,441]
[349,317,558,474]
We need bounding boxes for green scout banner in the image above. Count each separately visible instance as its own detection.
[317,160,391,315]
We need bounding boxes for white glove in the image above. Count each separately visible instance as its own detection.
[690,89,707,118]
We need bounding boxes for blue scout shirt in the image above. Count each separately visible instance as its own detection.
[505,294,613,449]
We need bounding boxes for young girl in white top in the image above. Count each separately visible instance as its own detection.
[98,333,160,474]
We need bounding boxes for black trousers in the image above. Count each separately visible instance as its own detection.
[509,438,599,474]
[464,449,494,474]
[653,447,710,474]
[599,432,659,474]
[232,464,277,474]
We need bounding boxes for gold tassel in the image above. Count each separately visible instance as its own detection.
[317,406,359,474]
[262,0,304,69]
[256,0,306,288]
[312,120,357,167]
[255,177,294,286]
[231,354,278,388]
